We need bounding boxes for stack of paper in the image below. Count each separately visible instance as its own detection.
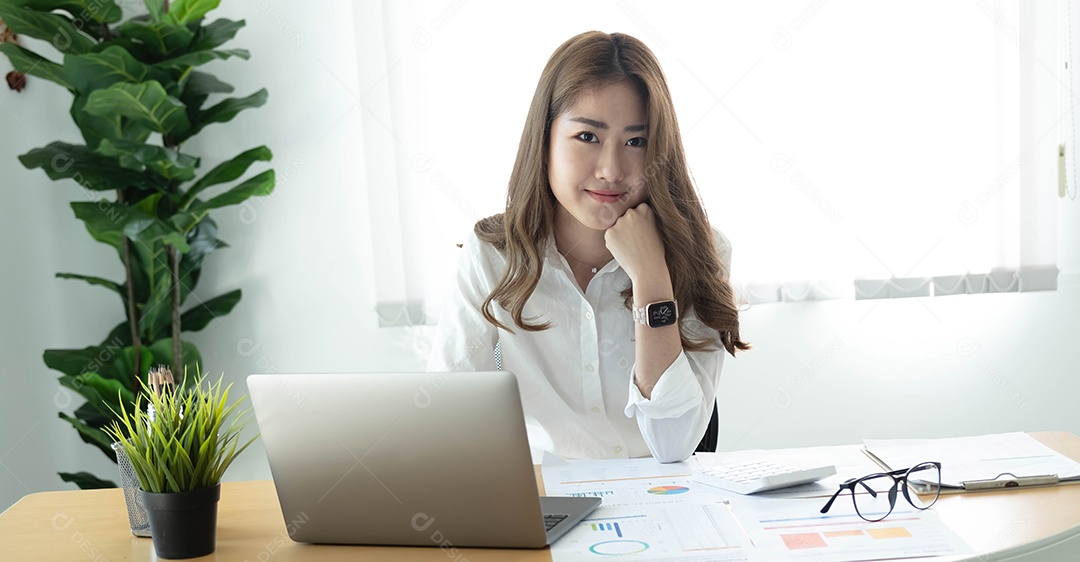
[864,432,1080,491]
[541,453,976,562]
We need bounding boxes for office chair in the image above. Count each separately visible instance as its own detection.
[695,403,719,453]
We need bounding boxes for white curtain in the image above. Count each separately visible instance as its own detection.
[350,1,1064,325]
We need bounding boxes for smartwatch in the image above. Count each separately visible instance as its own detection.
[633,300,679,328]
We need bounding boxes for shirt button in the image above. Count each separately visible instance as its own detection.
[585,365,595,373]
[585,311,594,320]
[614,446,623,454]
[591,407,601,414]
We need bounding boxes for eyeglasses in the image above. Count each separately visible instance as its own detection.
[820,461,942,522]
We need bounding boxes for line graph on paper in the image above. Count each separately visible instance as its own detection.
[550,504,752,561]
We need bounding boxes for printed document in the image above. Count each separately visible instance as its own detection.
[864,432,1080,488]
[542,455,975,561]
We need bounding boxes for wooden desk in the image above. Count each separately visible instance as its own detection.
[3,432,1080,561]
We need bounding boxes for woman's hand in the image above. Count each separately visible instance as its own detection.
[604,203,668,285]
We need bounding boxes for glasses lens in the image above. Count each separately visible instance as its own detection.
[903,462,942,510]
[851,473,897,522]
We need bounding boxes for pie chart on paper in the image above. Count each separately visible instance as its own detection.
[647,485,689,495]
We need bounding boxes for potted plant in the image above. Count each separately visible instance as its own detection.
[105,366,257,559]
[0,0,274,489]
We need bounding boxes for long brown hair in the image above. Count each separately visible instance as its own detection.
[476,31,748,356]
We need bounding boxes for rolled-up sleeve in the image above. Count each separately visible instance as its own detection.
[623,339,723,463]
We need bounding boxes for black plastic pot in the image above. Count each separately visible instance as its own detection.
[140,484,221,559]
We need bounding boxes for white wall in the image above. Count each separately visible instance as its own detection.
[2,0,1079,520]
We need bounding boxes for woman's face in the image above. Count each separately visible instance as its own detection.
[548,80,650,233]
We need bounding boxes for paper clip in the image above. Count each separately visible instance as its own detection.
[961,472,1059,491]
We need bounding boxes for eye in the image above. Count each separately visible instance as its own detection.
[627,137,648,148]
[575,131,598,143]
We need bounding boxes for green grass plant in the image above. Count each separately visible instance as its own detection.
[106,372,257,493]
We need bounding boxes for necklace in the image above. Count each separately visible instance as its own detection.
[563,250,606,274]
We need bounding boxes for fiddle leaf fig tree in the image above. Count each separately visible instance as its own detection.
[0,0,274,488]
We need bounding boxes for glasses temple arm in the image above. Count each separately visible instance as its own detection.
[820,488,845,514]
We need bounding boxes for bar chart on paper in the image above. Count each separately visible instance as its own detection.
[726,496,974,562]
[550,504,753,562]
[567,490,616,499]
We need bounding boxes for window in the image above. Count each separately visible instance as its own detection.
[350,1,1064,325]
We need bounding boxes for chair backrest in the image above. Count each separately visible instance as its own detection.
[695,402,720,453]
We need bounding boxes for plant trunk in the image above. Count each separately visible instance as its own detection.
[118,189,142,395]
[169,245,181,378]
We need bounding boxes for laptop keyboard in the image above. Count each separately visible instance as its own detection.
[543,513,569,531]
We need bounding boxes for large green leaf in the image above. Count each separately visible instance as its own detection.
[182,145,270,208]
[163,0,221,25]
[143,0,164,22]
[44,346,123,380]
[0,4,97,54]
[18,0,122,24]
[153,48,248,73]
[97,139,199,181]
[59,471,117,489]
[0,43,73,90]
[173,218,224,308]
[183,88,266,140]
[116,19,195,59]
[18,142,152,191]
[181,289,240,332]
[73,401,112,429]
[103,320,133,348]
[70,93,154,151]
[181,70,233,96]
[179,215,222,269]
[60,371,135,414]
[84,80,191,135]
[189,169,274,215]
[59,412,116,458]
[69,200,130,250]
[111,345,154,393]
[72,200,190,253]
[188,18,243,52]
[122,232,180,341]
[127,217,191,255]
[177,70,231,126]
[64,45,157,93]
[147,338,203,376]
[56,272,122,295]
[138,272,174,342]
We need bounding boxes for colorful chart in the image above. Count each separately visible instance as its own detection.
[779,526,916,550]
[591,522,623,537]
[647,485,689,495]
[589,539,650,555]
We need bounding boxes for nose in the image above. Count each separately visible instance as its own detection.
[594,142,623,183]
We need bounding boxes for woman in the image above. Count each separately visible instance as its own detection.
[428,31,748,463]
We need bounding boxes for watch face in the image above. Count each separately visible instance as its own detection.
[647,301,678,327]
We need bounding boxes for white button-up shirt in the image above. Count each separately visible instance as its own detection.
[427,231,728,462]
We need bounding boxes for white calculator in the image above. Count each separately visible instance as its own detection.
[700,460,837,495]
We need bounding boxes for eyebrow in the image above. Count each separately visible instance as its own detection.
[568,116,646,133]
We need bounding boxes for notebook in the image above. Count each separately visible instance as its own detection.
[247,371,600,548]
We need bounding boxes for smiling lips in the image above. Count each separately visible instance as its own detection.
[586,190,625,203]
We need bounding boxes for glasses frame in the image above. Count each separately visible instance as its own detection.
[820,461,942,522]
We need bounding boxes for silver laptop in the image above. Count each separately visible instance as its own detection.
[247,372,600,548]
